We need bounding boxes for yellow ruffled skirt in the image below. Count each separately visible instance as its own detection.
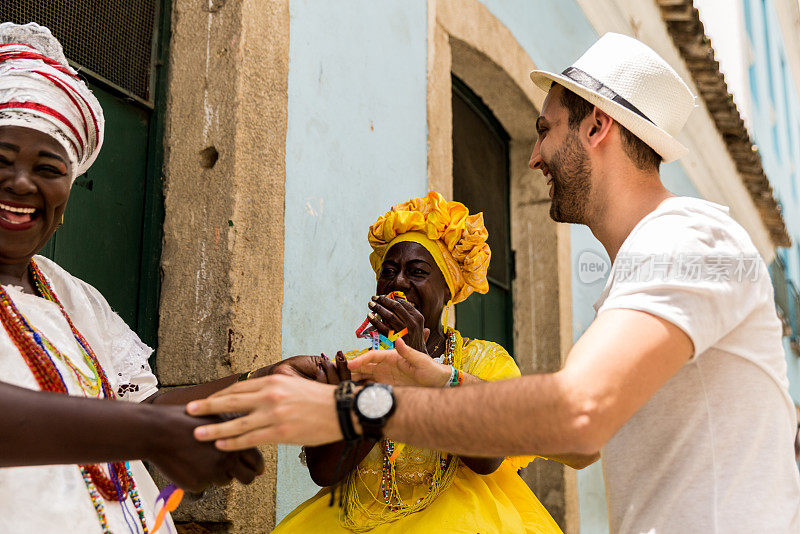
[272,460,562,534]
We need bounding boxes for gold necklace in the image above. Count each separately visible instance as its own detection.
[427,329,447,357]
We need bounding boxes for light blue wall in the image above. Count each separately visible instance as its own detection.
[742,0,800,404]
[278,0,429,522]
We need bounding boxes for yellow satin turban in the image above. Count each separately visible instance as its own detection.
[368,191,491,305]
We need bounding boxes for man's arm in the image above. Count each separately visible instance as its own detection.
[188,308,692,458]
[382,309,692,456]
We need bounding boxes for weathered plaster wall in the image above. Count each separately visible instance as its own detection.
[159,0,288,531]
[277,0,429,522]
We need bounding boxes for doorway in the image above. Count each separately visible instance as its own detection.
[452,75,515,353]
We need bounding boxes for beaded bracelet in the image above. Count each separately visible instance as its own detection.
[444,366,464,387]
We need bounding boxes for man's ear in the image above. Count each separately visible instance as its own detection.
[586,106,614,149]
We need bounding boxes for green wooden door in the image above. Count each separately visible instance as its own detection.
[40,85,152,334]
[452,76,514,353]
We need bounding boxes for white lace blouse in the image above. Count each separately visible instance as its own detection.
[0,255,173,533]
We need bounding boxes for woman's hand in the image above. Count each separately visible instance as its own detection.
[148,407,265,491]
[367,296,428,353]
[255,355,323,381]
[348,338,451,387]
[256,354,350,385]
[187,375,341,450]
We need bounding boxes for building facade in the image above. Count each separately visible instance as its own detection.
[1,0,794,532]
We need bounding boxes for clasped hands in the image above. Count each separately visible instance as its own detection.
[185,295,453,451]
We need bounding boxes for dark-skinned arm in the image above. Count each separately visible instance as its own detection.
[547,452,600,470]
[143,351,369,486]
[0,381,263,491]
[305,439,378,486]
[367,297,505,474]
[143,356,321,405]
[304,352,378,486]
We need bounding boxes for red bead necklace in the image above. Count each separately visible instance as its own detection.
[0,260,134,501]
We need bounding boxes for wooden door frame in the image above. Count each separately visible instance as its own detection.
[136,0,171,350]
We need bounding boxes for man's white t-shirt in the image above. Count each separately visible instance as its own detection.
[594,197,800,533]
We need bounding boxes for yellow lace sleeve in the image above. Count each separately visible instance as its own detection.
[458,338,538,469]
[459,339,521,381]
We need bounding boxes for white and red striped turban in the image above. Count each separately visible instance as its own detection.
[0,22,104,181]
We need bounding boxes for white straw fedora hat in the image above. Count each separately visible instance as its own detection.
[530,32,696,163]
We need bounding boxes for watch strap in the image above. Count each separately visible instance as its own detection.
[359,419,384,441]
[334,381,359,442]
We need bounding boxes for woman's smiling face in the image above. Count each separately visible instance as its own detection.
[376,241,451,332]
[0,126,72,266]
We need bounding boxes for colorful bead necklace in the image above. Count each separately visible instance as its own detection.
[0,260,148,532]
[379,439,451,510]
[441,328,456,365]
[81,463,148,534]
[378,328,455,509]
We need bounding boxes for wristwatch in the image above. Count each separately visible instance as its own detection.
[353,384,396,440]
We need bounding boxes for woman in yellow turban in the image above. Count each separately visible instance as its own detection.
[272,191,563,533]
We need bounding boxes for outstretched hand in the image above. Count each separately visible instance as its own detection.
[187,375,341,450]
[348,338,451,387]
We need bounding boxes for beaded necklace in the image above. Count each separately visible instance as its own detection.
[378,327,457,509]
[441,329,456,365]
[379,440,451,510]
[0,260,148,533]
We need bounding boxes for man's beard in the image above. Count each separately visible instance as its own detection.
[548,130,592,224]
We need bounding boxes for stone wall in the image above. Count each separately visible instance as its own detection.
[158,0,289,531]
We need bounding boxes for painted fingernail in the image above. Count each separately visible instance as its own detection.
[371,296,378,301]
[369,312,377,319]
[368,301,376,308]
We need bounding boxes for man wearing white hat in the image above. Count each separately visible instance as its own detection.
[188,33,800,532]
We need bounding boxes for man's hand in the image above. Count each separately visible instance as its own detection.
[147,406,264,491]
[186,375,341,450]
[348,338,451,387]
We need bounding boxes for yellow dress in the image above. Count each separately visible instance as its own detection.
[272,330,562,534]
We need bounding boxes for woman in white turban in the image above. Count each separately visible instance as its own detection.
[0,22,330,533]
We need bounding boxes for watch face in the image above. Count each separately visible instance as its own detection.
[357,386,393,419]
